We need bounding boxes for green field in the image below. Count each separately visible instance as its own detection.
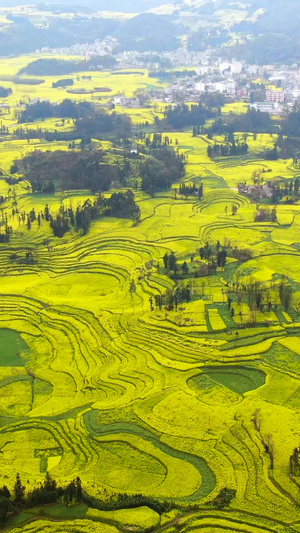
[0,329,29,366]
[0,57,299,533]
[190,366,266,395]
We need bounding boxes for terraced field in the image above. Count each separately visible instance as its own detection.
[0,59,300,532]
[0,55,167,133]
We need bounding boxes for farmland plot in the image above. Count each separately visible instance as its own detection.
[0,61,299,533]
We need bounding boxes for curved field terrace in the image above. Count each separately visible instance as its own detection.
[0,55,299,533]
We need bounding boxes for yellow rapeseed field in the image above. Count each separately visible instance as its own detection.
[0,58,299,533]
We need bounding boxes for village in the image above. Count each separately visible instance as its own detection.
[36,36,300,114]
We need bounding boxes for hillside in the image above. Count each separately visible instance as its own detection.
[113,13,180,52]
[234,0,300,36]
[0,55,300,533]
[0,0,298,60]
[0,0,173,9]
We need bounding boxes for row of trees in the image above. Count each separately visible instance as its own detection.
[18,99,93,123]
[0,471,238,527]
[150,275,292,316]
[227,277,293,314]
[145,133,177,148]
[19,56,117,77]
[0,223,12,243]
[148,267,294,324]
[199,242,228,268]
[12,125,75,142]
[193,125,205,137]
[255,205,277,222]
[149,285,192,312]
[177,182,203,199]
[49,191,140,237]
[162,240,252,282]
[269,177,300,204]
[0,473,83,526]
[208,141,248,158]
[9,190,139,240]
[83,490,172,516]
[205,107,300,163]
[76,113,132,141]
[206,109,274,136]
[163,103,217,130]
[290,448,300,477]
[162,243,228,281]
[52,78,74,88]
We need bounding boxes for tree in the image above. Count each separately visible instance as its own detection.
[264,145,278,160]
[163,253,169,269]
[14,473,25,504]
[279,280,292,311]
[64,480,76,504]
[106,190,140,220]
[44,472,57,492]
[75,477,82,502]
[140,147,185,196]
[213,488,236,509]
[164,102,215,129]
[182,261,188,275]
[140,158,166,196]
[290,447,300,477]
[185,285,191,303]
[168,252,177,273]
[217,249,227,268]
[51,214,69,237]
[0,487,10,500]
[10,163,19,174]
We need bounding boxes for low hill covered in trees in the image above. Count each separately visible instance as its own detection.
[15,150,118,193]
[17,99,132,140]
[141,145,186,195]
[19,56,117,76]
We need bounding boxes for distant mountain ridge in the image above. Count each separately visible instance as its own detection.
[0,0,296,29]
[0,0,176,10]
[0,0,298,63]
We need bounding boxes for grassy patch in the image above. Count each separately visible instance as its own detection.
[192,366,266,395]
[0,329,29,366]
